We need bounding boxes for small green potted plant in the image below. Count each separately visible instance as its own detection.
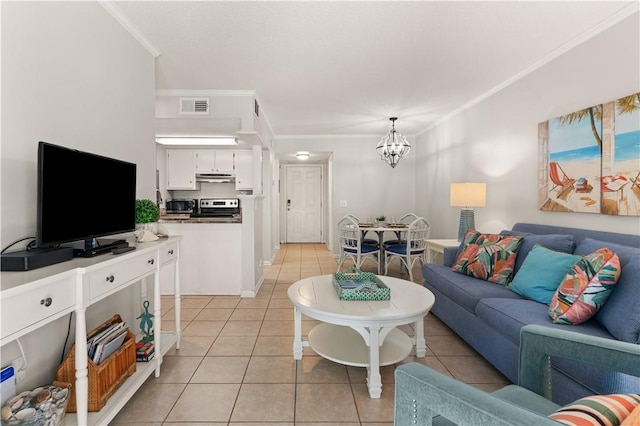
[375,215,386,226]
[135,199,160,241]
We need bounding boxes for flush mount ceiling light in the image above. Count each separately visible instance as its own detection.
[296,151,310,160]
[376,117,411,168]
[155,137,238,146]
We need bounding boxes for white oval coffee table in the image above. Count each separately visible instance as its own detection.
[287,274,435,398]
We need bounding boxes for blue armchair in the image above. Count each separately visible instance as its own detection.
[394,324,640,425]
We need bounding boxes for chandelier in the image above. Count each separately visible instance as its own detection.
[376,117,411,168]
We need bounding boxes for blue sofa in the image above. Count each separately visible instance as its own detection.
[421,222,640,405]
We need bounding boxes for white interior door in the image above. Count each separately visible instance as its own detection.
[285,165,322,242]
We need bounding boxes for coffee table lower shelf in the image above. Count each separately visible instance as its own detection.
[307,323,412,367]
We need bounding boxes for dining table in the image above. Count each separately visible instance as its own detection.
[358,223,409,268]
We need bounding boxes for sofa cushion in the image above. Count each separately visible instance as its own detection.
[549,393,640,426]
[549,248,621,325]
[574,238,640,266]
[501,230,575,274]
[596,255,640,343]
[475,298,613,346]
[422,263,521,313]
[508,245,581,304]
[452,231,524,285]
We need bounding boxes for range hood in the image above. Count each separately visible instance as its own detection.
[196,172,235,183]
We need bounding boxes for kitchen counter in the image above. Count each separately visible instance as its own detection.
[158,196,263,296]
[159,214,242,224]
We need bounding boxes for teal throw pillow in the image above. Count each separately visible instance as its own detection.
[508,244,581,304]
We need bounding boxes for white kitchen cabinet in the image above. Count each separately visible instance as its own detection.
[234,150,253,190]
[166,149,196,189]
[195,150,234,173]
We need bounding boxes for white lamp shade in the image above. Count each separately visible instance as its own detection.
[450,182,487,207]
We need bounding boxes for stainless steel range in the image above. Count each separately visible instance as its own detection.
[192,198,240,218]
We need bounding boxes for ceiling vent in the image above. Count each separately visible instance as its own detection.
[179,98,209,115]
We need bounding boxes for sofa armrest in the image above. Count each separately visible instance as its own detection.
[394,363,559,426]
[443,245,459,267]
[519,324,640,399]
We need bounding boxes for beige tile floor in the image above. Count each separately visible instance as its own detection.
[111,243,509,425]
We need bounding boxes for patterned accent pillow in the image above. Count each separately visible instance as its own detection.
[549,393,640,426]
[549,247,621,325]
[621,405,640,425]
[451,230,524,285]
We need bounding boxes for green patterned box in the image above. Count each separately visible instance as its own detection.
[333,267,390,301]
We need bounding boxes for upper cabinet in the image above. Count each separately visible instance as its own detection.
[166,149,254,191]
[166,149,196,190]
[234,150,253,191]
[195,150,234,173]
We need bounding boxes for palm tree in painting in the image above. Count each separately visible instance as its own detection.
[558,105,603,151]
[617,92,640,114]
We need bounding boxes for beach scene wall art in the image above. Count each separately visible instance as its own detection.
[538,91,640,216]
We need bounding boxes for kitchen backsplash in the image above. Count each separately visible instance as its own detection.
[167,182,251,203]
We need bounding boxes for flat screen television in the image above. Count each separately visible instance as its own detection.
[37,141,137,256]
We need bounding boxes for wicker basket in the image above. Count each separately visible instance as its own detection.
[55,314,136,413]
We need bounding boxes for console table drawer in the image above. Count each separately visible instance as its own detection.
[1,276,76,340]
[87,252,158,301]
[160,241,178,265]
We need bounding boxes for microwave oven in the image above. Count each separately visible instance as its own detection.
[165,199,196,214]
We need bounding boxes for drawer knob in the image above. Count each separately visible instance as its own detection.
[148,258,155,265]
[40,297,53,307]
[106,274,115,283]
[168,249,174,255]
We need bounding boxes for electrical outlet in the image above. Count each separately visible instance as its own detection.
[10,357,26,383]
[339,200,347,207]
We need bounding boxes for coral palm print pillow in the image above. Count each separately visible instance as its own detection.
[549,247,621,325]
[452,230,524,285]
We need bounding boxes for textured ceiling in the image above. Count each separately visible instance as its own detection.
[114,1,635,137]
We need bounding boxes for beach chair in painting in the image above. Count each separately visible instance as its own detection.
[602,174,629,210]
[631,170,640,190]
[549,162,576,198]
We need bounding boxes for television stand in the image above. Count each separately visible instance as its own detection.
[74,238,129,258]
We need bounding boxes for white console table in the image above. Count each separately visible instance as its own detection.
[0,236,181,425]
[425,238,460,264]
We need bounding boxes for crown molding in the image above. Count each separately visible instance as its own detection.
[155,89,257,97]
[99,1,161,58]
[418,2,640,136]
[275,133,415,140]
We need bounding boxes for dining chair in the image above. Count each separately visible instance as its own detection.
[337,215,380,273]
[382,216,430,281]
[382,213,420,248]
[344,213,378,246]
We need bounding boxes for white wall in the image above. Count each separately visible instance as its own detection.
[275,136,416,253]
[1,2,156,390]
[415,12,640,238]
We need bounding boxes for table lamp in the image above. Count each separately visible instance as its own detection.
[450,182,486,241]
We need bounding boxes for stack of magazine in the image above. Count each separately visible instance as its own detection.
[135,341,155,362]
[87,321,128,365]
